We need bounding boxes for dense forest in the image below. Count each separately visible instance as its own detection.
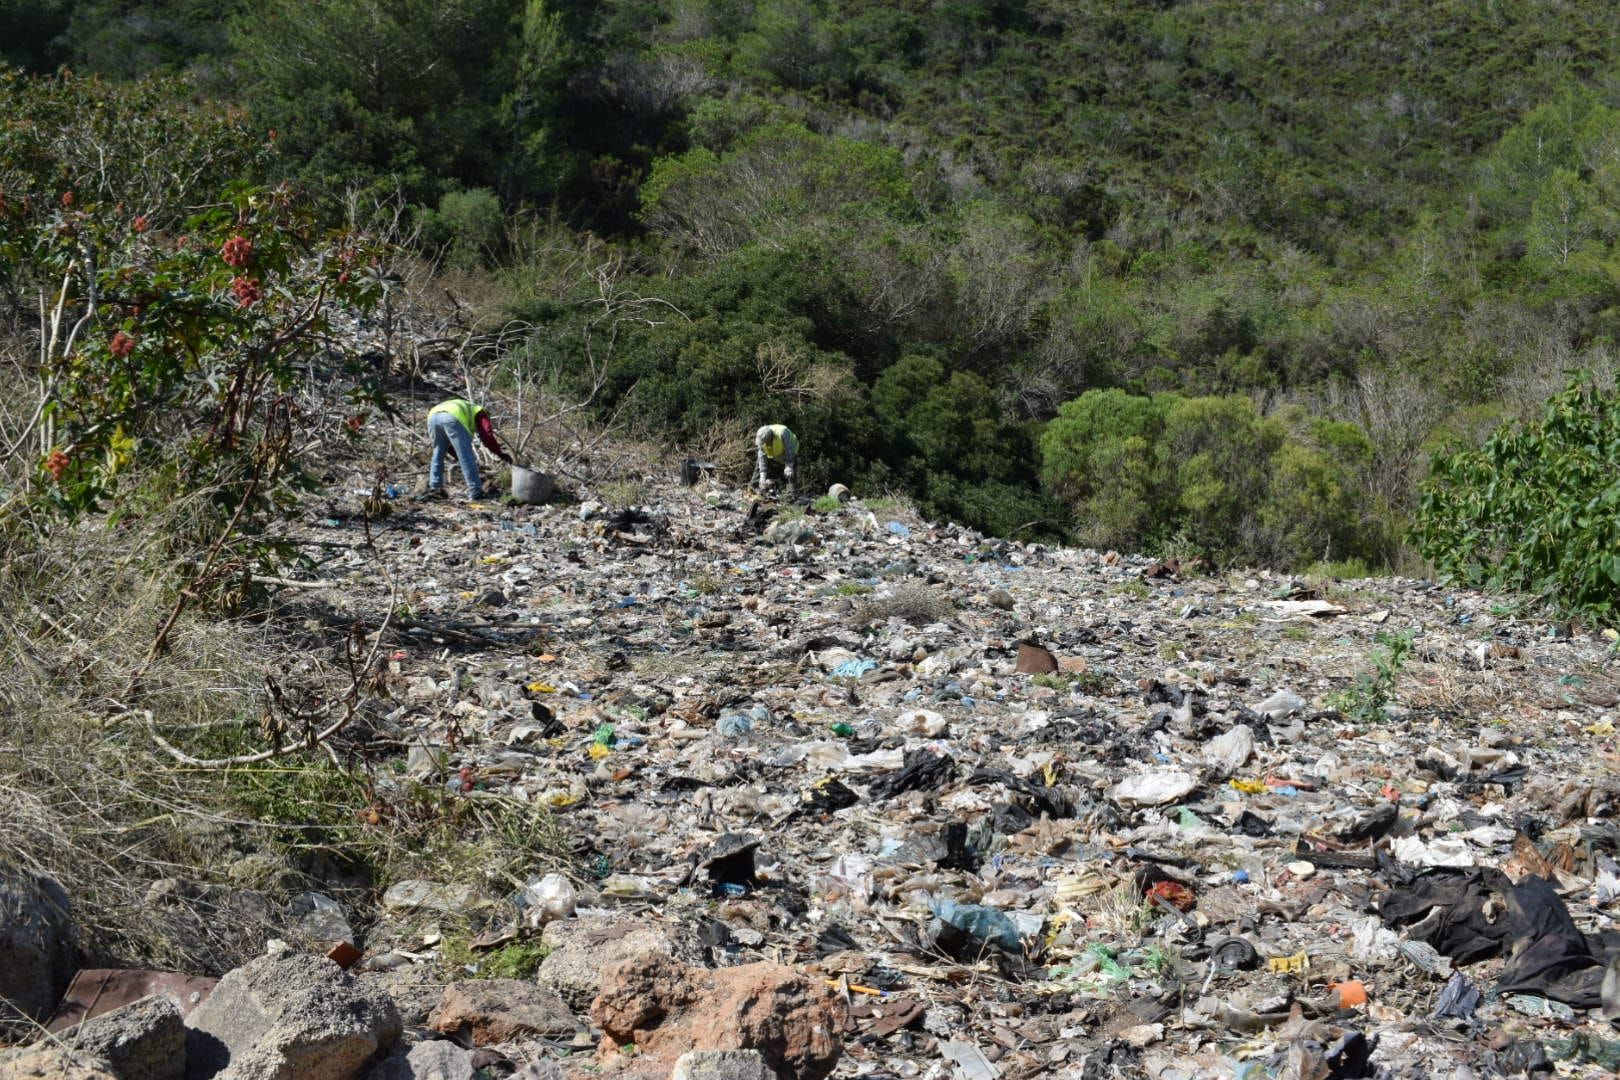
[5,0,1620,611]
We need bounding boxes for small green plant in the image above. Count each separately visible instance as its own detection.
[440,935,550,979]
[836,581,873,596]
[692,573,723,595]
[811,494,842,512]
[1070,669,1110,695]
[1113,580,1151,601]
[1327,629,1415,723]
[597,479,648,505]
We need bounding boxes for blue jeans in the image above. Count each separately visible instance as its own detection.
[429,412,482,500]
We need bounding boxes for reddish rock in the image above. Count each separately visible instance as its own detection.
[428,980,575,1045]
[588,954,844,1080]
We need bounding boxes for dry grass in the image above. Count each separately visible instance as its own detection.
[0,497,569,977]
[852,582,956,627]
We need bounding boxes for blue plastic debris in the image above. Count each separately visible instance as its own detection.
[830,658,878,680]
[1232,870,1251,884]
[932,898,1022,952]
[885,521,911,537]
[717,713,753,738]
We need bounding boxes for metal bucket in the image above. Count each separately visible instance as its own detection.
[510,465,553,505]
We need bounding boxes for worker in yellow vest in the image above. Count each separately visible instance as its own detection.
[422,398,512,501]
[753,424,798,496]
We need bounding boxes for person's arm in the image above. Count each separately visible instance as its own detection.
[754,428,768,485]
[475,413,512,461]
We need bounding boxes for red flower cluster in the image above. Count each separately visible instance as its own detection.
[132,215,149,234]
[44,450,70,481]
[109,331,136,358]
[60,190,74,208]
[221,235,253,269]
[231,276,262,307]
[345,413,366,432]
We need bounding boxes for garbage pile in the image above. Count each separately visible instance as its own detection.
[293,468,1617,1079]
[11,464,1619,1079]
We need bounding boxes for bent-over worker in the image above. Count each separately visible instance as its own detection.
[753,424,799,496]
[424,398,511,501]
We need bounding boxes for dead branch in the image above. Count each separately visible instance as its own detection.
[142,555,399,769]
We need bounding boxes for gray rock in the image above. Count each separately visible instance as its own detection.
[0,869,78,1037]
[670,1050,773,1080]
[536,916,696,1010]
[286,892,354,946]
[379,881,479,915]
[365,1041,475,1080]
[363,970,445,1028]
[0,1045,118,1079]
[54,995,185,1080]
[184,953,401,1080]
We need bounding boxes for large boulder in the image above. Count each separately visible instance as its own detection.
[426,980,575,1046]
[183,954,401,1080]
[536,916,697,1010]
[50,995,185,1080]
[589,954,845,1080]
[0,869,79,1037]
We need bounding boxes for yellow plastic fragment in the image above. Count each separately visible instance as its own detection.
[527,682,557,693]
[588,743,613,760]
[1267,951,1309,974]
[1585,720,1615,736]
[1229,778,1267,794]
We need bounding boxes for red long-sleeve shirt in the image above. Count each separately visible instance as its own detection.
[472,412,506,458]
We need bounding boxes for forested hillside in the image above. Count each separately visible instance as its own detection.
[6,0,1620,596]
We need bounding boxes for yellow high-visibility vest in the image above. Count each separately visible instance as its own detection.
[429,398,480,432]
[761,424,797,459]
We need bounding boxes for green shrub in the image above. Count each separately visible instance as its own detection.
[1039,389,1377,568]
[421,188,506,269]
[1416,374,1620,621]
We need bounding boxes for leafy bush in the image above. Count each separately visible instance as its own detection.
[1416,373,1620,620]
[0,71,387,599]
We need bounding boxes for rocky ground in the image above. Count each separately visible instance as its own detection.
[6,424,1620,1079]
